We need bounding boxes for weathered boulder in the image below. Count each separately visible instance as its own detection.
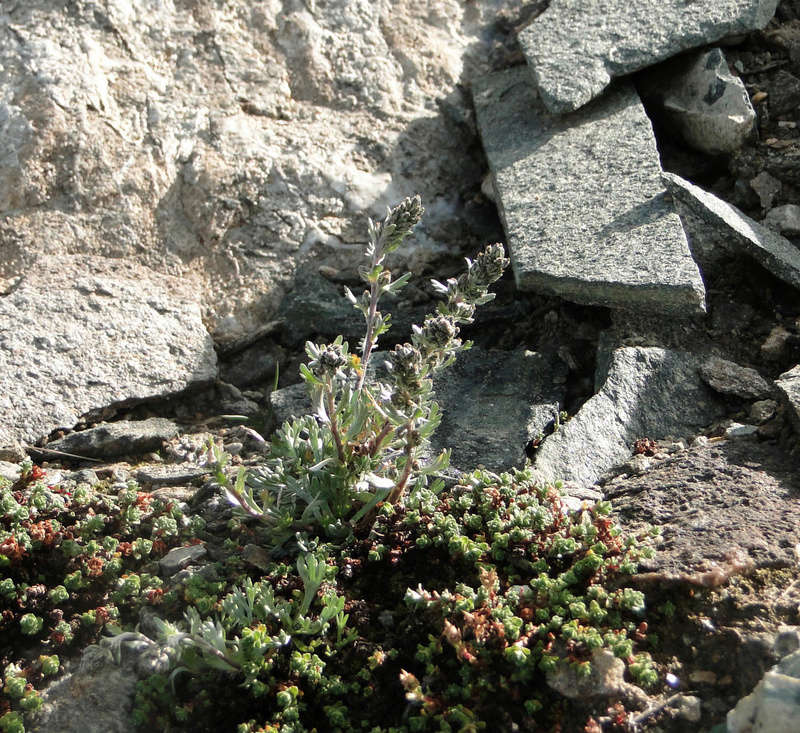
[0,0,508,345]
[518,0,779,114]
[473,68,705,315]
[609,437,800,577]
[637,48,755,154]
[531,346,726,487]
[0,256,216,449]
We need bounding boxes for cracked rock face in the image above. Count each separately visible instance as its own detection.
[0,256,216,447]
[0,0,507,344]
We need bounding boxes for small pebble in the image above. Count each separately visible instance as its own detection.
[669,694,702,723]
[689,670,717,685]
[691,435,709,448]
[724,422,759,439]
[750,399,777,424]
[666,672,681,688]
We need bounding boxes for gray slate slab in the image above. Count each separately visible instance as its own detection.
[0,256,217,448]
[270,346,567,474]
[518,0,778,114]
[473,68,705,315]
[664,172,800,290]
[531,346,726,487]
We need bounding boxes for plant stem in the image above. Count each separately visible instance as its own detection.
[388,427,415,504]
[369,421,394,457]
[357,280,381,392]
[326,387,346,464]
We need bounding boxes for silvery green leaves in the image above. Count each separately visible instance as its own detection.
[432,243,510,323]
[220,197,507,545]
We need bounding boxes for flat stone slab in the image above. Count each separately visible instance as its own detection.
[270,346,567,474]
[44,419,180,460]
[473,68,705,315]
[607,438,800,575]
[664,172,800,291]
[0,256,217,448]
[531,346,726,487]
[518,0,778,114]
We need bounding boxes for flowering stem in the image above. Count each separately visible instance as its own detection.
[356,260,383,393]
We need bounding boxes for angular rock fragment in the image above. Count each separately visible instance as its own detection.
[775,365,800,435]
[159,544,208,577]
[473,69,705,315]
[727,649,800,732]
[270,346,567,474]
[766,69,800,116]
[699,356,773,399]
[43,419,180,460]
[518,0,779,114]
[531,346,725,487]
[0,256,216,449]
[664,172,800,290]
[638,48,755,154]
[427,348,566,473]
[763,204,800,235]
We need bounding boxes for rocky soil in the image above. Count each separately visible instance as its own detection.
[2,0,800,731]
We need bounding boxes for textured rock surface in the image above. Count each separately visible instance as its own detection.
[518,0,779,114]
[609,438,800,575]
[637,48,755,154]
[33,648,142,733]
[763,204,800,235]
[425,347,566,472]
[531,346,725,487]
[473,68,705,314]
[270,346,567,473]
[0,257,216,447]
[0,0,509,345]
[664,172,800,290]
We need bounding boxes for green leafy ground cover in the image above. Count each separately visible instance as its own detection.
[1,199,658,732]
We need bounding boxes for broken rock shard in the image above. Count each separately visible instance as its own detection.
[473,68,705,316]
[664,171,800,291]
[519,0,779,114]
